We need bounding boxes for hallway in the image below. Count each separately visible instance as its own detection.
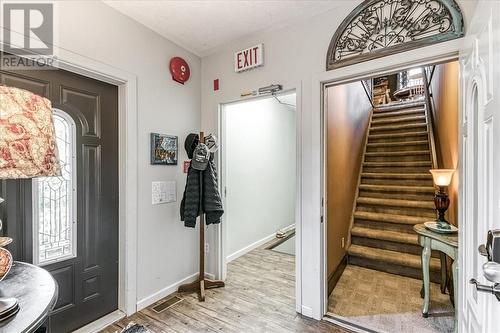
[102,243,348,333]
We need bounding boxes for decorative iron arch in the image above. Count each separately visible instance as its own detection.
[326,0,464,70]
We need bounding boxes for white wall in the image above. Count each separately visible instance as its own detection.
[224,93,296,261]
[28,1,201,309]
[200,0,478,319]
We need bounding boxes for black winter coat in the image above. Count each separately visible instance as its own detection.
[180,156,224,227]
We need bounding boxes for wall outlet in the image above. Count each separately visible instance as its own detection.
[341,237,345,249]
[204,243,209,253]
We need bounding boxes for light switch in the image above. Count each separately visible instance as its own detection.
[152,181,176,205]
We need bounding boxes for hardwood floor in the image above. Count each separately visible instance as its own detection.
[101,242,348,333]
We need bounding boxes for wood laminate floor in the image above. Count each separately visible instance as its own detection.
[101,242,349,333]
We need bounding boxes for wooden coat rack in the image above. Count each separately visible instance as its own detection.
[178,132,225,301]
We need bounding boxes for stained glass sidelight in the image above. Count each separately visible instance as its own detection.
[33,109,77,265]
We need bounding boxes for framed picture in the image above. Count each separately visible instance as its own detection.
[150,133,178,165]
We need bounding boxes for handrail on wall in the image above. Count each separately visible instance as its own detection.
[421,66,439,170]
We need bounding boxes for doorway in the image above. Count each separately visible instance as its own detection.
[324,60,459,332]
[219,90,297,301]
[0,64,119,332]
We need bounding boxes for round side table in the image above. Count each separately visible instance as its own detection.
[0,262,58,333]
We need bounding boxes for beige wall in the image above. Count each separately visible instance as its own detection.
[430,61,460,226]
[326,82,371,276]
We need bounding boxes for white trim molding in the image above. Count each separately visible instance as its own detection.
[225,224,295,263]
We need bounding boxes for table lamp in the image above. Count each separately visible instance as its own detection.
[429,169,455,230]
[0,85,60,321]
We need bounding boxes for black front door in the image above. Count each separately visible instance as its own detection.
[0,64,119,332]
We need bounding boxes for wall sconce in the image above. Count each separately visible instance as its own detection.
[430,169,455,229]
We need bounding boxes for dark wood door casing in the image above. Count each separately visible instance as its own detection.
[0,66,119,332]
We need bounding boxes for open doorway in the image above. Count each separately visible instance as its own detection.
[220,90,297,301]
[325,60,459,332]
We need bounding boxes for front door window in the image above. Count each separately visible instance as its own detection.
[32,109,77,266]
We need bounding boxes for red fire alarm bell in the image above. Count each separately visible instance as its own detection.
[169,57,190,84]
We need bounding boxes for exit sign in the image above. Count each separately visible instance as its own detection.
[234,44,264,73]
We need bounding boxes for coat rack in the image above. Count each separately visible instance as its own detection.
[178,132,225,301]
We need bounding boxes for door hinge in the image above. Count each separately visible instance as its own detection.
[224,186,227,197]
[320,216,324,223]
[462,122,468,137]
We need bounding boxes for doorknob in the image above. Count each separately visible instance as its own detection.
[471,230,500,301]
[469,279,500,301]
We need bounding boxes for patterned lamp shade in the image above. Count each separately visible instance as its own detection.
[0,86,60,178]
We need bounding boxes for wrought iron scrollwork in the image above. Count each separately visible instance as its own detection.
[326,0,464,70]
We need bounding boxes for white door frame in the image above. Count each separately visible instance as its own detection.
[308,38,464,320]
[0,44,139,317]
[216,85,303,313]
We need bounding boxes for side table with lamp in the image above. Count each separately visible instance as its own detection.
[0,86,61,329]
[415,169,458,331]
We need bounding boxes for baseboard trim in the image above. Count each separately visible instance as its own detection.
[226,224,295,263]
[136,271,217,311]
[328,255,347,295]
[72,309,125,333]
[301,305,313,318]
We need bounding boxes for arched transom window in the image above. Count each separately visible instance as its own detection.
[33,109,77,265]
[326,0,464,70]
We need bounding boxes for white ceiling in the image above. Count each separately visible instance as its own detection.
[103,1,347,57]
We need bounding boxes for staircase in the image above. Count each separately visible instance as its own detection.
[347,99,442,282]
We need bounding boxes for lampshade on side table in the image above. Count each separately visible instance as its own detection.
[429,169,455,230]
[0,86,60,321]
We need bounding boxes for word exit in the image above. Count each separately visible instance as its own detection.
[234,43,264,73]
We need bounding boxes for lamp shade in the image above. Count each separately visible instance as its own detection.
[0,86,60,178]
[430,169,455,187]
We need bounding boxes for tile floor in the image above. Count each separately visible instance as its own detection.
[328,265,454,333]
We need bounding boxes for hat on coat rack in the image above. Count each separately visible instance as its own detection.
[184,133,199,159]
[191,143,210,171]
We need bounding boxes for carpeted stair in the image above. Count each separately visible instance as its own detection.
[347,99,441,282]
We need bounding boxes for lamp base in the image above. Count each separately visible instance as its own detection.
[0,297,19,322]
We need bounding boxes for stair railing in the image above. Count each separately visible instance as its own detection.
[361,80,375,108]
[421,67,439,169]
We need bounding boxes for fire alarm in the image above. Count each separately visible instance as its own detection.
[169,57,190,84]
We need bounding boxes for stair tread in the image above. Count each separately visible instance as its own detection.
[354,211,431,225]
[365,150,430,156]
[357,197,435,209]
[362,172,432,179]
[363,161,432,167]
[371,115,426,125]
[348,244,441,270]
[372,108,425,118]
[374,101,425,112]
[351,225,419,245]
[370,123,427,131]
[367,140,429,147]
[359,184,435,192]
[369,131,429,139]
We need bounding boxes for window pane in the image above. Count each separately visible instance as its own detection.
[34,110,76,265]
